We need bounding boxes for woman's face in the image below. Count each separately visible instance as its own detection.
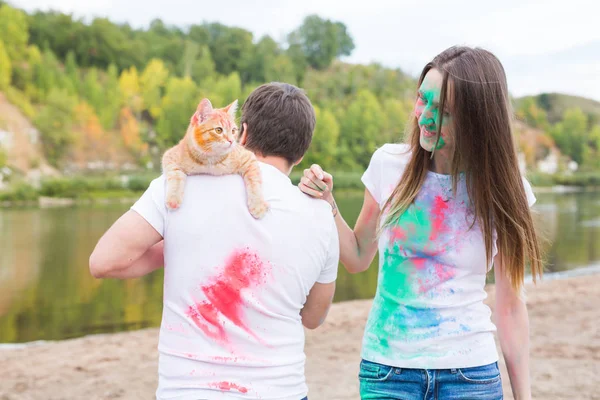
[414,68,454,153]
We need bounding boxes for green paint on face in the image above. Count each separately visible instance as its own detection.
[434,135,446,150]
[415,73,452,151]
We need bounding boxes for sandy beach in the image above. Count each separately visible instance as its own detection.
[0,274,598,400]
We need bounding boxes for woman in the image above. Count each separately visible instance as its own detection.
[299,46,542,400]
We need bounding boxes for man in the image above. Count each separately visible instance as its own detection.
[89,82,339,400]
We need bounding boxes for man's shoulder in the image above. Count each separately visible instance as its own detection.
[290,186,333,215]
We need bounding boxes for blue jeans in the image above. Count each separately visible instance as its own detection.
[359,359,503,400]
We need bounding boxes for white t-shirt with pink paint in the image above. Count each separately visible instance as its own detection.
[131,162,339,400]
[361,143,536,369]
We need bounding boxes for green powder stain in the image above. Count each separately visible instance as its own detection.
[364,206,431,355]
[363,195,456,363]
[418,86,450,150]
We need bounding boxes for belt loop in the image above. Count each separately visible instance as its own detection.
[450,368,457,374]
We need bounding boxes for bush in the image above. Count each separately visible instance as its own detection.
[0,182,38,201]
[127,175,153,192]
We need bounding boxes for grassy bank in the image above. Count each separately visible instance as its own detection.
[1,170,600,204]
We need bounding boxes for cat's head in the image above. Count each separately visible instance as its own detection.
[188,98,239,156]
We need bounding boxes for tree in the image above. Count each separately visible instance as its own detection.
[190,45,216,84]
[300,106,340,169]
[178,41,215,85]
[119,66,143,116]
[382,98,413,143]
[288,15,355,70]
[82,68,103,114]
[339,90,385,169]
[119,107,146,156]
[551,108,588,165]
[98,64,122,130]
[208,72,242,109]
[33,48,63,101]
[35,89,78,166]
[247,35,280,83]
[205,24,254,80]
[0,40,10,89]
[583,125,600,170]
[517,97,550,130]
[286,43,308,85]
[0,5,28,62]
[156,77,198,148]
[64,50,79,94]
[140,59,169,119]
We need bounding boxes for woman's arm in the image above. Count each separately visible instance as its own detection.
[300,165,379,273]
[494,253,532,400]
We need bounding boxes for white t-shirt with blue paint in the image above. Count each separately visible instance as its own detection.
[361,143,536,369]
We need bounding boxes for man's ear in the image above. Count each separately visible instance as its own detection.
[293,156,304,166]
[239,122,249,145]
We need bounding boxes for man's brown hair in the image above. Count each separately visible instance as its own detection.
[241,82,316,164]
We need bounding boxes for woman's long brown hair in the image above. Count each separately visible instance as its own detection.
[380,46,543,294]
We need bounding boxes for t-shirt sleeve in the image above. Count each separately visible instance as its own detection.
[317,218,340,284]
[522,177,536,208]
[361,147,384,205]
[130,175,167,237]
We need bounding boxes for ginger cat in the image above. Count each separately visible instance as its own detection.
[161,98,269,219]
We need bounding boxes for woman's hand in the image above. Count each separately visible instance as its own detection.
[299,164,334,204]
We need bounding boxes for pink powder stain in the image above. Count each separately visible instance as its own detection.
[429,195,450,241]
[211,356,240,363]
[186,248,271,345]
[434,262,456,282]
[208,381,249,394]
[413,258,427,271]
[389,226,407,243]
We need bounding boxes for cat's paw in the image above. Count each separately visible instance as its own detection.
[165,193,183,210]
[249,200,269,219]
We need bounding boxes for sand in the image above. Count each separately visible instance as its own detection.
[0,274,598,400]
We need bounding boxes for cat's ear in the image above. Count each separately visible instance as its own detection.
[192,98,213,124]
[223,100,238,119]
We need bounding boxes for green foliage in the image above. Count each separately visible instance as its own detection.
[99,64,122,129]
[551,108,588,164]
[0,3,596,178]
[299,106,340,170]
[339,90,385,169]
[0,39,11,89]
[35,88,78,166]
[0,4,28,62]
[288,15,355,70]
[0,182,38,201]
[0,147,6,168]
[156,77,198,147]
[140,59,169,119]
[516,97,550,130]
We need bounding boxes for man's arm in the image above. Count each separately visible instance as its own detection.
[300,214,340,329]
[300,281,336,329]
[89,210,163,279]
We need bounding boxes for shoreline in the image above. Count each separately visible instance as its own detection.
[0,274,598,399]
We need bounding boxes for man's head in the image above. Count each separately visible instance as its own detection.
[240,82,316,166]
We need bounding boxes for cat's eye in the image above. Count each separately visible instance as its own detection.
[215,127,223,134]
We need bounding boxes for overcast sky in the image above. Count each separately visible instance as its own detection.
[15,0,600,101]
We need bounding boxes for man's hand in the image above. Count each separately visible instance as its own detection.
[89,210,163,279]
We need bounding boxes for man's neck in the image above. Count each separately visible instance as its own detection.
[254,155,293,176]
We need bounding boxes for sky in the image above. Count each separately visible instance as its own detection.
[15,0,600,102]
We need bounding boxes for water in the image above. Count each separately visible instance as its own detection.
[1,191,599,343]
